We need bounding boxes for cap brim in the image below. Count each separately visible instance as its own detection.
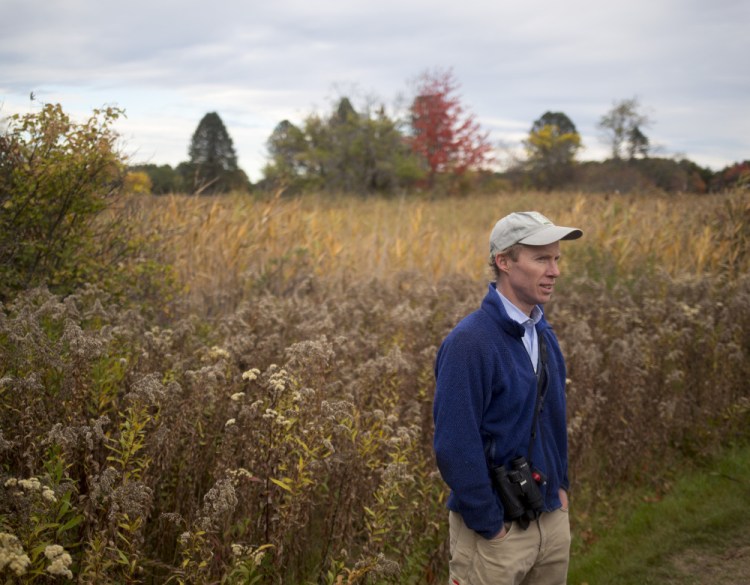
[519,226,583,246]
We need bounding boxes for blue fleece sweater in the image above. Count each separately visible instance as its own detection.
[433,283,570,539]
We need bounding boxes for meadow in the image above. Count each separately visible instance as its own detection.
[1,189,749,583]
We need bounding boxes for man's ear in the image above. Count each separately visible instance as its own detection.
[495,253,511,274]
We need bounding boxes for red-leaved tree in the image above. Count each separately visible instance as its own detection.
[408,68,493,188]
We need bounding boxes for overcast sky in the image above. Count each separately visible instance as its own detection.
[2,0,748,181]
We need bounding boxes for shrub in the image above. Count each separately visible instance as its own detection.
[0,103,176,312]
[2,267,748,583]
[0,103,125,301]
[124,171,153,195]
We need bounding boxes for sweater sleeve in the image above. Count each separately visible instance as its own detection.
[433,328,504,539]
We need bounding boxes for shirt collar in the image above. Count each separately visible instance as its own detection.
[495,288,543,327]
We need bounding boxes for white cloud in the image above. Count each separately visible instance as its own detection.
[2,0,749,180]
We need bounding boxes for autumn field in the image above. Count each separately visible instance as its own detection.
[2,189,750,583]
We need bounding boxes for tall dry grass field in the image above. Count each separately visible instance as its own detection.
[1,190,749,584]
[131,191,750,314]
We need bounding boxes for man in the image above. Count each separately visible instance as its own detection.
[433,211,582,585]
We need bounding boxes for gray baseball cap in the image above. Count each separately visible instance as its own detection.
[489,211,582,261]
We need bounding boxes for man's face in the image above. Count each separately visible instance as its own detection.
[496,241,562,315]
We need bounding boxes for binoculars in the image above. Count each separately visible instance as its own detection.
[491,456,546,529]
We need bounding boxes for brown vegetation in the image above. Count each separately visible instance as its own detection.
[1,190,749,583]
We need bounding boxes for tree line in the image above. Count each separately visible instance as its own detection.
[126,69,748,195]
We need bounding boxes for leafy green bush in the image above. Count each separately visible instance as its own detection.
[1,103,176,311]
[0,103,126,301]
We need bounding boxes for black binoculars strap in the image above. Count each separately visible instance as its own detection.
[527,332,548,467]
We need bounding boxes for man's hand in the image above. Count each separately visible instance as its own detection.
[559,488,569,511]
[492,522,511,539]
[492,490,568,540]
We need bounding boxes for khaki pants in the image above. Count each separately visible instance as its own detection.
[448,508,570,585]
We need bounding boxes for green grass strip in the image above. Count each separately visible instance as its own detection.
[569,445,750,585]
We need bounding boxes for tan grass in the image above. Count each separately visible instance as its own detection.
[130,190,749,314]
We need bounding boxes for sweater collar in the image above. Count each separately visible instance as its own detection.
[483,282,549,339]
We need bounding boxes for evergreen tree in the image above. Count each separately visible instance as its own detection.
[187,112,249,194]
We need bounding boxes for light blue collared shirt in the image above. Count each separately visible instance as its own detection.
[495,289,543,372]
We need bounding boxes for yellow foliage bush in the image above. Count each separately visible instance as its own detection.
[124,171,153,195]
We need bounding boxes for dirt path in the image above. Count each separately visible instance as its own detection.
[667,535,750,584]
